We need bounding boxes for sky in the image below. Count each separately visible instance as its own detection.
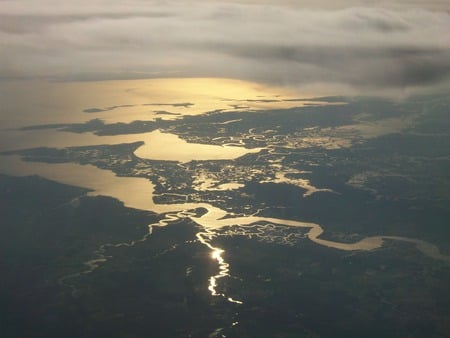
[1,0,450,94]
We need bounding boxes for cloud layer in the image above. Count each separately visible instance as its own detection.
[1,0,449,92]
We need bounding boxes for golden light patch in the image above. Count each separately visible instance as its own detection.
[1,78,312,128]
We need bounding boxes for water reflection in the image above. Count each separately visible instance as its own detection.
[134,130,262,162]
[0,128,261,162]
[260,169,334,197]
[0,78,309,129]
[1,76,449,305]
[2,155,449,306]
[197,231,243,304]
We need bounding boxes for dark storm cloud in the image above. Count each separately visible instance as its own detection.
[200,43,450,87]
[1,1,449,92]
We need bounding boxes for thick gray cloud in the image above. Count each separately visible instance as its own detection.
[1,0,449,92]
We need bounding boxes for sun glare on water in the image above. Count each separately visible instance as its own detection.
[0,77,311,129]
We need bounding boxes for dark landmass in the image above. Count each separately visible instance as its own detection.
[16,96,366,136]
[216,235,450,338]
[1,174,449,338]
[2,93,450,337]
[83,104,135,113]
[7,95,449,248]
[0,174,236,337]
[83,102,194,114]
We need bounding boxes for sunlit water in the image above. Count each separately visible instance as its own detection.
[2,154,450,305]
[0,78,317,129]
[1,78,449,308]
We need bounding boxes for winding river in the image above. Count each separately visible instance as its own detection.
[3,155,448,261]
[1,121,449,305]
[2,154,449,304]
